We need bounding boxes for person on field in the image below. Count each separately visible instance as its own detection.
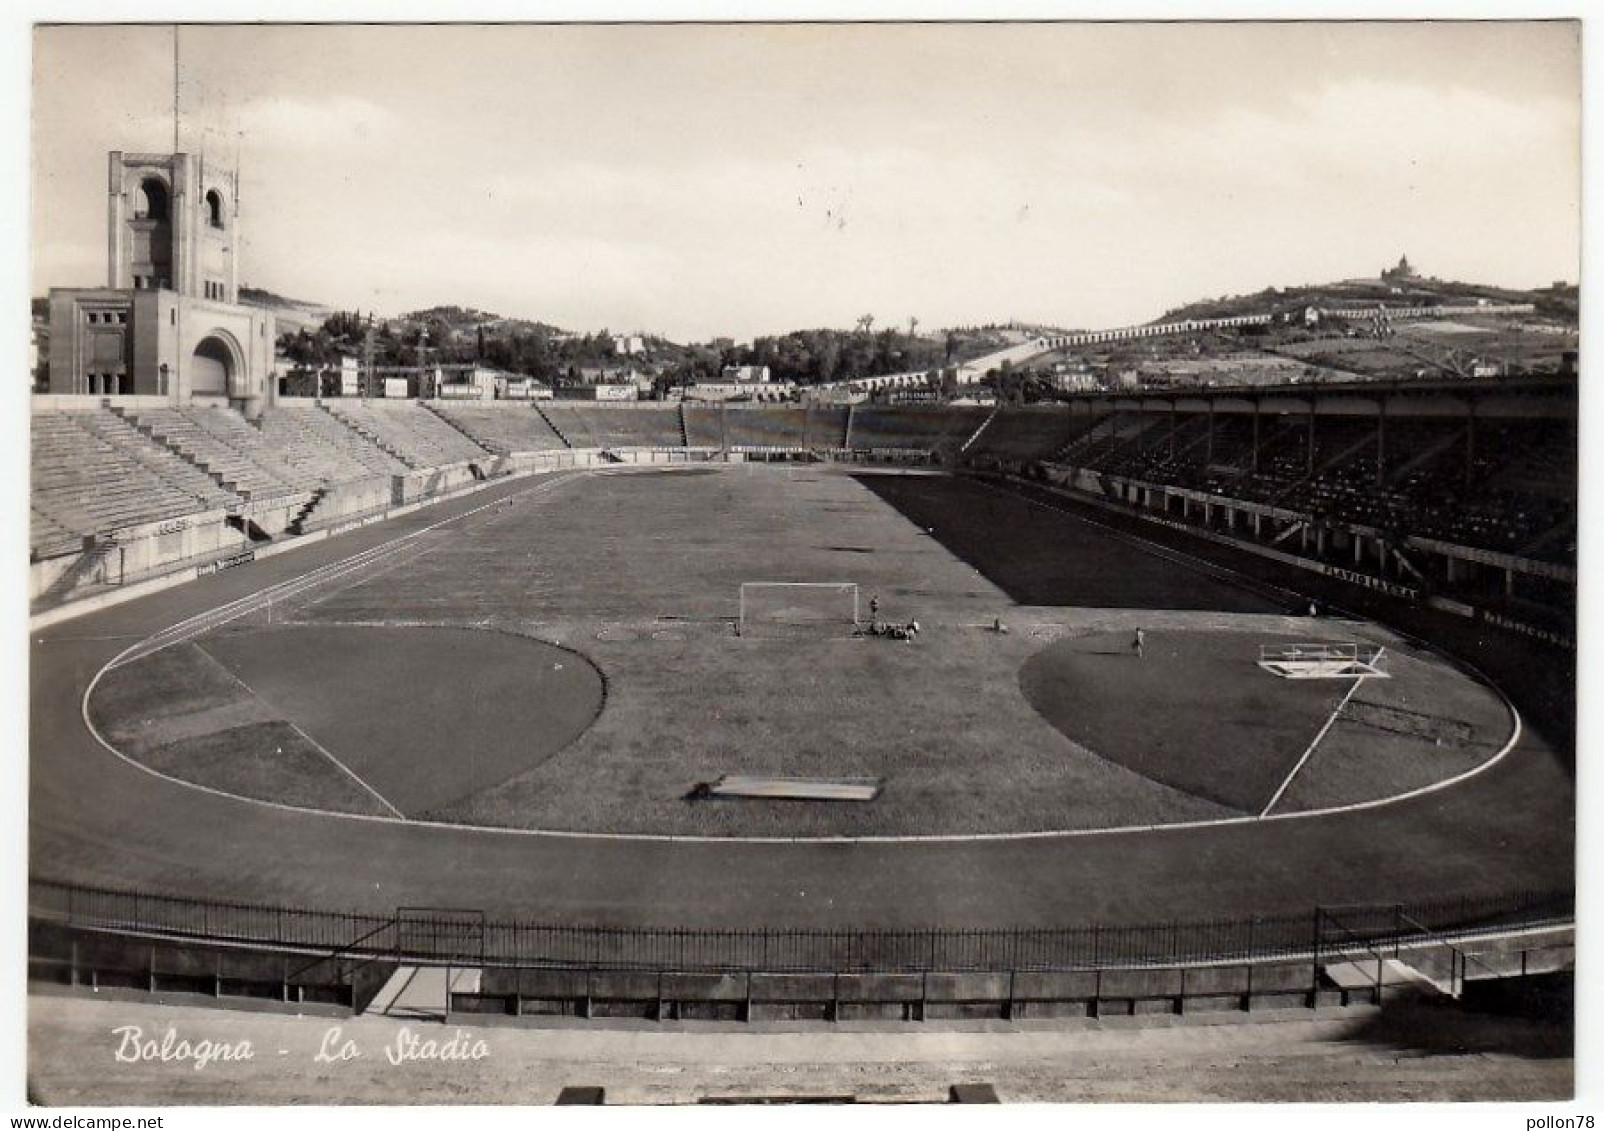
[1133,627,1145,659]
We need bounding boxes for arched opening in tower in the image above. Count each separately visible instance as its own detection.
[136,178,169,222]
[190,335,234,397]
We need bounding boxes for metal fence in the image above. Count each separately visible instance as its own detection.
[28,880,1572,975]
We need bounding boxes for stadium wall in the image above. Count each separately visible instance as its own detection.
[29,507,243,602]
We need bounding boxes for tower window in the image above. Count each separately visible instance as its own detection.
[136,178,169,222]
[206,189,225,230]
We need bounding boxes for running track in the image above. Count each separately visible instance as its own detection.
[29,470,1575,930]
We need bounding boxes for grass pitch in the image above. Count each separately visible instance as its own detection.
[87,465,1514,838]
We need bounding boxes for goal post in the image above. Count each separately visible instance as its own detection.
[739,582,860,638]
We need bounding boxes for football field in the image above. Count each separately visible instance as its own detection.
[28,464,1573,928]
[82,465,1515,839]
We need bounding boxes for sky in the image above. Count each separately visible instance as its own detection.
[30,21,1581,342]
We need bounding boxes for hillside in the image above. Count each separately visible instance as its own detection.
[1157,276,1576,326]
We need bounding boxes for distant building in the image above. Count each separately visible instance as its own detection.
[1381,254,1418,283]
[575,365,642,386]
[720,364,772,384]
[612,334,646,356]
[498,376,553,400]
[438,366,505,400]
[556,383,638,402]
[686,380,795,403]
[800,384,866,406]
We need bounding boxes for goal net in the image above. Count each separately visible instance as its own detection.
[1258,642,1389,680]
[738,582,859,638]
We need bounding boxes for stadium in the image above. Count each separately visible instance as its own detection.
[28,384,1577,1096]
[24,24,1578,1107]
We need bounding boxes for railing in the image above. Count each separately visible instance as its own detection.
[28,879,1571,975]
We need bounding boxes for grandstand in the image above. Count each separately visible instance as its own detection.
[681,404,851,450]
[1046,395,1576,566]
[845,406,989,454]
[31,408,241,553]
[122,404,309,500]
[28,375,1576,644]
[682,404,726,448]
[804,405,851,449]
[256,405,412,482]
[723,405,812,449]
[964,407,1096,462]
[327,401,491,467]
[538,404,684,449]
[429,402,569,454]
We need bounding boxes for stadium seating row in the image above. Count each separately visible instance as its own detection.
[1059,410,1576,563]
[33,398,1576,573]
[31,410,244,551]
[122,405,308,500]
[428,403,567,453]
[539,405,684,449]
[326,402,491,468]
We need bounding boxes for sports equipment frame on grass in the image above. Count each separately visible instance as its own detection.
[738,582,860,638]
[1258,641,1389,680]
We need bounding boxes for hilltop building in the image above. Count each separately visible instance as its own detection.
[1381,254,1418,283]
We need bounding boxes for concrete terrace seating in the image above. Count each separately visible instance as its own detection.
[256,406,412,482]
[682,405,726,448]
[70,409,241,509]
[848,407,990,452]
[123,405,305,500]
[803,406,851,448]
[31,410,242,551]
[31,507,81,560]
[327,401,491,468]
[428,403,569,454]
[676,405,848,450]
[541,405,683,449]
[722,407,809,449]
[964,408,1082,461]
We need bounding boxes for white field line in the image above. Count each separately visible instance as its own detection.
[77,467,1525,845]
[1258,652,1385,818]
[190,643,405,819]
